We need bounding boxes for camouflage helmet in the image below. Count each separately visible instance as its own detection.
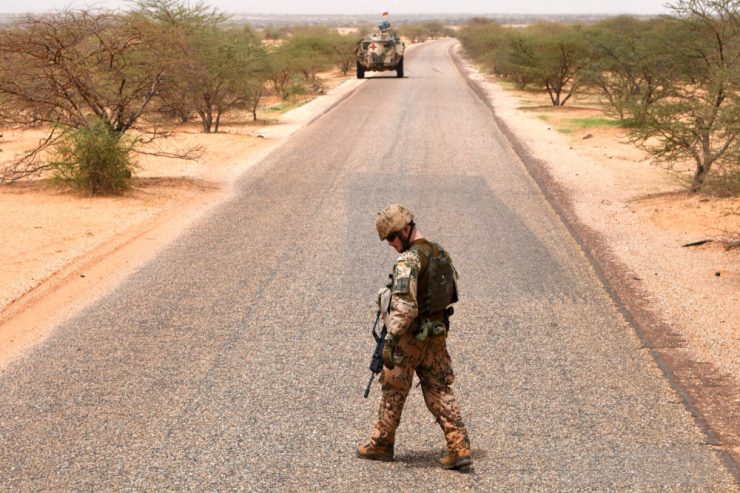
[375,204,414,241]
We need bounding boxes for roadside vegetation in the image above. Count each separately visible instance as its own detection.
[397,21,455,42]
[459,0,739,194]
[4,0,732,196]
[0,0,362,194]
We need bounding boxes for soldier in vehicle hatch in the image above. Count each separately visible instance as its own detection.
[357,204,472,470]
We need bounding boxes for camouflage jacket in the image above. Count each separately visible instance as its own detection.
[386,248,422,340]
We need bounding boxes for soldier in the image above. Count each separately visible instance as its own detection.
[357,204,472,470]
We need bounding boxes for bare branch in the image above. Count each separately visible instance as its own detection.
[0,127,65,183]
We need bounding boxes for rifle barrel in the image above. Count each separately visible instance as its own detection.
[364,373,375,398]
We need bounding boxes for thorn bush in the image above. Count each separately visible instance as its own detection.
[51,120,136,195]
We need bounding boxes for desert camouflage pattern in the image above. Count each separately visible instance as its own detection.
[356,31,405,71]
[369,331,471,454]
[375,203,414,241]
[365,239,470,457]
[386,249,421,339]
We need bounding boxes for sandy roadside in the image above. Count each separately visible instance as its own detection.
[452,45,739,465]
[0,72,364,367]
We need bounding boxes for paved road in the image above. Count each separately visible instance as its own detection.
[1,39,736,491]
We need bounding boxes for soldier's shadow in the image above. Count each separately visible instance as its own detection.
[394,448,486,472]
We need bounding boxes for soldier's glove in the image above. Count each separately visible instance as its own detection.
[382,337,397,369]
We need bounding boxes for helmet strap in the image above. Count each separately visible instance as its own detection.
[400,222,415,251]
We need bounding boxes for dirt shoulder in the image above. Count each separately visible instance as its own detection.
[0,71,362,368]
[452,45,739,472]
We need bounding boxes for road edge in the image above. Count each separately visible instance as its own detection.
[0,76,370,371]
[0,41,432,370]
[448,42,740,482]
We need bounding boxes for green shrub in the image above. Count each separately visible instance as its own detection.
[51,120,136,195]
[285,77,308,100]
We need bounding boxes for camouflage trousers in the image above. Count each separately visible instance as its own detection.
[370,331,471,454]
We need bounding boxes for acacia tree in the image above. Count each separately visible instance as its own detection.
[134,0,270,132]
[282,28,335,93]
[422,21,451,39]
[130,0,226,125]
[131,0,225,28]
[512,23,590,106]
[328,31,358,75]
[458,20,510,78]
[265,27,333,99]
[502,30,540,88]
[244,77,267,122]
[0,10,175,182]
[630,0,739,192]
[186,26,269,132]
[398,23,428,43]
[267,46,297,100]
[584,17,677,122]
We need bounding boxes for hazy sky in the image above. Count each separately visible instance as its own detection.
[0,0,673,15]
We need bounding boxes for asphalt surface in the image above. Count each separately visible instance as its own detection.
[1,39,736,492]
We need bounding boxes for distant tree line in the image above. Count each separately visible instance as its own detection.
[0,0,360,193]
[396,21,455,42]
[459,0,739,193]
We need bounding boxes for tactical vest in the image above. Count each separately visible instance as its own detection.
[409,239,459,319]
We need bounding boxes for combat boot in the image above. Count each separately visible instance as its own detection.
[356,441,394,461]
[439,450,472,470]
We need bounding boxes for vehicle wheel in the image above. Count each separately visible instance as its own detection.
[396,58,404,78]
[357,62,365,79]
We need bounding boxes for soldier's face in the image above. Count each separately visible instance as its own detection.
[387,225,412,253]
[387,235,403,253]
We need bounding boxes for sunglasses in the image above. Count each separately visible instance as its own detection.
[387,232,399,242]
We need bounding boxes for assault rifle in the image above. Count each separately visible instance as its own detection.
[364,275,393,398]
[363,309,387,398]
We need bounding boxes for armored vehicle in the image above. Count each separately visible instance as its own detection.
[356,19,405,79]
